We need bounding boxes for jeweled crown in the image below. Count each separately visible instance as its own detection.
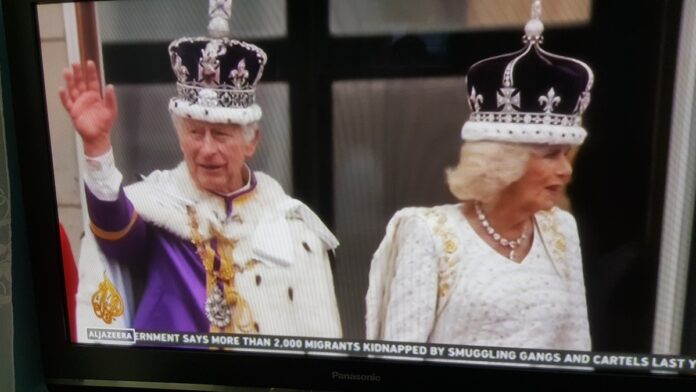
[168,0,267,125]
[461,0,594,145]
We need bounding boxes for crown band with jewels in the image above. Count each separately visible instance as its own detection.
[167,1,267,125]
[176,83,256,108]
[461,0,593,145]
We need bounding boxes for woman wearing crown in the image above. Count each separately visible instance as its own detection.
[365,2,592,351]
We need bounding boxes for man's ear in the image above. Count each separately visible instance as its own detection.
[170,114,187,154]
[244,127,260,158]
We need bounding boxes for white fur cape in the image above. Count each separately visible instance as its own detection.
[76,164,342,341]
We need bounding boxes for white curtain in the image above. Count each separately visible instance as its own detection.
[652,0,696,354]
[0,64,14,392]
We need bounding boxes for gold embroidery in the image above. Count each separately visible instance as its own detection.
[243,259,259,271]
[554,238,567,254]
[444,237,458,254]
[91,272,124,324]
[231,189,256,207]
[537,209,567,260]
[424,208,459,302]
[437,283,450,299]
[187,206,257,334]
[536,208,570,280]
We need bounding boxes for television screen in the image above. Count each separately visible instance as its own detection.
[4,0,696,389]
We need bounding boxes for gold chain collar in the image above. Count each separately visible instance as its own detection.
[187,205,258,333]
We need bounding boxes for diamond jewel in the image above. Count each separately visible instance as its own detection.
[474,202,530,261]
[198,88,219,107]
[205,286,232,328]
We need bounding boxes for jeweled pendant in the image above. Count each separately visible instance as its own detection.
[205,286,232,327]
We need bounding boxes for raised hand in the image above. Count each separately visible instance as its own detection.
[59,60,118,157]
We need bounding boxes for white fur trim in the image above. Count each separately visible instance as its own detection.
[461,120,587,145]
[123,164,338,266]
[252,217,294,266]
[169,98,262,125]
[279,198,340,249]
[251,199,340,267]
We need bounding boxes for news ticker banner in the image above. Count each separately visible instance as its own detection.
[86,328,696,374]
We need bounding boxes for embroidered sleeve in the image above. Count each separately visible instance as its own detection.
[382,214,439,343]
[83,149,147,261]
[556,209,592,350]
[84,148,123,202]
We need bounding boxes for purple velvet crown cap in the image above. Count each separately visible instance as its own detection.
[461,0,594,145]
[168,0,267,125]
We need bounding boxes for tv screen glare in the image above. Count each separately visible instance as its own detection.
[3,0,696,390]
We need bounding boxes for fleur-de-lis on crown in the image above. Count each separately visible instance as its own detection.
[497,87,521,113]
[469,87,483,112]
[229,59,250,89]
[198,41,226,86]
[574,91,591,115]
[539,88,561,113]
[172,54,189,83]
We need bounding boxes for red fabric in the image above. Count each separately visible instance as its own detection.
[59,224,78,342]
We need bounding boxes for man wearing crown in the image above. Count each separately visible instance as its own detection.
[59,1,342,339]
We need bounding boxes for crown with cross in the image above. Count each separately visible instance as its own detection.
[168,0,267,125]
[461,0,594,145]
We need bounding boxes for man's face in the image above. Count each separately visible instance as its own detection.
[177,117,258,194]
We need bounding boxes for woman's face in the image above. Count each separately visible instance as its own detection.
[505,145,573,212]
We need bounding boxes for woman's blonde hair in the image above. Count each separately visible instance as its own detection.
[446,141,532,203]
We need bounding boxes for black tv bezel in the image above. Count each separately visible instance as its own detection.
[3,0,696,390]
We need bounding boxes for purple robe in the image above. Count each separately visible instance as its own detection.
[86,180,256,333]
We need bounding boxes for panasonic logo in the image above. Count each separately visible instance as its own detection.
[331,371,382,382]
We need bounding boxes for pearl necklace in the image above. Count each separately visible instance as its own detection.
[474,202,529,261]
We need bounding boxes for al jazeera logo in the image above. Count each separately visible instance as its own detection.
[86,272,135,343]
[92,272,124,323]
